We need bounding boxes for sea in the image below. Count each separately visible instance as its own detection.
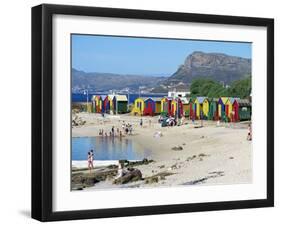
[72,93,166,103]
[72,137,151,161]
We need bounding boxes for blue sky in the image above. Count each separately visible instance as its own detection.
[72,34,251,76]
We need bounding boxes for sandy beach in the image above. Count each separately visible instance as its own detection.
[72,112,252,190]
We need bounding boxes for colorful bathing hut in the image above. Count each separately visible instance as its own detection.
[131,97,146,116]
[103,95,112,113]
[208,98,218,120]
[180,97,190,117]
[107,94,115,113]
[227,98,240,122]
[237,99,251,121]
[194,97,208,119]
[161,97,173,116]
[93,95,102,113]
[189,97,196,120]
[113,95,128,114]
[170,98,183,118]
[218,97,229,121]
[143,97,162,116]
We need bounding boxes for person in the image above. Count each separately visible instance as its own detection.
[115,161,124,179]
[140,118,143,127]
[111,126,115,136]
[87,151,93,173]
[247,122,252,141]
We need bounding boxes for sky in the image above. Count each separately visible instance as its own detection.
[72,34,252,76]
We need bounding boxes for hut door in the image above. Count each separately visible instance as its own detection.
[226,105,229,116]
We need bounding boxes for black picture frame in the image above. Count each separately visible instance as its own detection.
[32,4,274,222]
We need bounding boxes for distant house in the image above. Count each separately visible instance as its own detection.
[168,90,190,98]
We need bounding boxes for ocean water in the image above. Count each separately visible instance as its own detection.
[72,136,151,161]
[72,93,165,103]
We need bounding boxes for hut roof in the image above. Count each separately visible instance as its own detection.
[115,95,128,101]
[237,99,251,106]
[108,94,115,100]
[100,95,107,101]
[220,97,229,104]
[146,97,162,102]
[229,97,240,104]
[91,95,96,101]
[196,97,207,104]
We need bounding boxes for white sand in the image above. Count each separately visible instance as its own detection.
[72,112,252,189]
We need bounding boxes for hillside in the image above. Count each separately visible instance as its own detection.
[152,51,251,92]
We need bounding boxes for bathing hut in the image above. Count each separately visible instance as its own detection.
[218,97,229,121]
[103,95,112,114]
[91,95,96,112]
[180,97,190,117]
[208,98,218,120]
[171,99,177,117]
[194,97,208,119]
[143,97,162,116]
[161,97,173,116]
[189,97,196,120]
[113,95,128,114]
[131,97,146,116]
[93,95,102,113]
[237,99,251,121]
[227,98,240,122]
[107,94,115,114]
[100,95,107,113]
[153,98,162,115]
[170,98,183,118]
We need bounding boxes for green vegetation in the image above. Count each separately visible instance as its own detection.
[190,76,251,98]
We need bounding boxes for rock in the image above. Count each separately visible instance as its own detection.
[113,168,142,184]
[71,168,118,187]
[159,165,165,169]
[172,146,183,151]
[229,156,234,159]
[145,176,159,184]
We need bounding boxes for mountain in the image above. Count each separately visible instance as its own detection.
[72,69,166,93]
[153,51,251,92]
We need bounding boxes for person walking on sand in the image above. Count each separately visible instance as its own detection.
[140,118,143,127]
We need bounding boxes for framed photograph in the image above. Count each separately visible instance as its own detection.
[32,4,274,221]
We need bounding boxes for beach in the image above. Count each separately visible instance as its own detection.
[72,112,252,190]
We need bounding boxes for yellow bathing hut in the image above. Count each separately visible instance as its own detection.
[180,97,190,117]
[194,97,209,119]
[131,97,146,116]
